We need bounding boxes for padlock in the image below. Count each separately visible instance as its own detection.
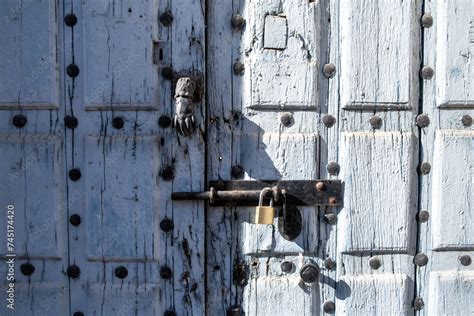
[255,187,275,224]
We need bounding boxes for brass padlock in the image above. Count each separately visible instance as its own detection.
[255,187,274,224]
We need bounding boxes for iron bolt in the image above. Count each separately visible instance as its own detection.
[233,62,245,75]
[416,114,431,128]
[64,13,77,27]
[300,263,320,283]
[159,11,174,26]
[12,114,27,128]
[64,115,78,129]
[231,15,245,30]
[20,263,35,276]
[112,117,124,129]
[280,112,294,127]
[322,300,336,314]
[69,214,81,226]
[413,297,424,311]
[417,210,430,223]
[67,64,80,78]
[158,115,172,128]
[231,165,244,179]
[369,115,383,129]
[368,256,382,270]
[322,114,336,128]
[160,266,173,279]
[67,265,81,279]
[323,63,336,78]
[421,13,433,28]
[459,255,472,266]
[461,114,472,127]
[69,168,82,181]
[114,266,128,279]
[281,261,294,273]
[324,258,336,271]
[326,161,340,175]
[420,66,434,79]
[414,253,428,267]
[160,218,174,232]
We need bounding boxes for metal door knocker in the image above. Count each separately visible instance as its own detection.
[174,77,197,136]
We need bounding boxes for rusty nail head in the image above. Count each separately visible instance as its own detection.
[158,115,172,128]
[231,15,245,30]
[231,165,244,179]
[160,11,174,26]
[280,112,294,127]
[414,253,428,266]
[324,257,336,271]
[416,114,430,128]
[459,255,472,266]
[67,64,80,78]
[328,197,337,205]
[316,182,326,191]
[323,63,336,78]
[323,300,336,314]
[69,214,81,226]
[64,13,77,26]
[369,115,383,129]
[160,218,174,232]
[421,13,433,28]
[420,66,434,79]
[461,114,472,127]
[300,263,320,283]
[368,256,382,270]
[112,117,124,129]
[413,297,424,311]
[69,168,82,181]
[67,265,81,278]
[114,266,128,279]
[161,165,175,181]
[233,62,245,75]
[419,162,431,175]
[12,114,27,128]
[64,115,78,129]
[21,262,35,276]
[161,66,173,80]
[160,266,173,279]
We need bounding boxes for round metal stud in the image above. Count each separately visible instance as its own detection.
[69,214,81,226]
[326,161,340,175]
[416,114,431,128]
[161,66,173,80]
[161,166,175,181]
[419,162,431,175]
[324,258,336,271]
[420,66,434,79]
[280,261,294,273]
[164,310,177,316]
[114,266,128,279]
[20,263,35,276]
[233,62,245,75]
[421,13,433,28]
[459,255,472,266]
[69,168,82,181]
[414,253,428,267]
[324,213,337,225]
[461,114,472,127]
[112,117,124,129]
[418,210,430,223]
[64,116,78,129]
[73,312,84,316]
[159,11,174,26]
[158,115,172,128]
[322,300,335,314]
[368,256,382,270]
[322,114,336,128]
[160,266,173,279]
[67,64,80,78]
[413,297,424,311]
[300,263,320,283]
[67,265,81,279]
[226,305,242,316]
[160,218,174,232]
[231,15,245,30]
[280,112,294,127]
[323,63,336,78]
[231,165,244,179]
[369,115,383,129]
[12,114,27,128]
[316,182,326,191]
[64,13,78,27]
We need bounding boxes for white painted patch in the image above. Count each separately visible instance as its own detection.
[264,15,287,49]
[428,271,474,315]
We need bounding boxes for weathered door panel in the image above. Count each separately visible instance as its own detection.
[417,1,474,314]
[0,1,69,315]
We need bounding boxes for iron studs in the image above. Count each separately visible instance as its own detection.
[459,255,472,266]
[324,258,336,271]
[322,114,336,128]
[161,66,173,80]
[69,168,82,181]
[160,266,173,279]
[114,266,128,279]
[461,114,472,127]
[112,117,124,129]
[421,13,433,28]
[281,261,294,273]
[300,263,320,283]
[161,165,175,181]
[12,114,27,128]
[67,265,81,279]
[419,162,431,175]
[64,116,78,129]
[322,300,336,314]
[67,64,80,78]
[160,218,174,232]
[323,63,336,78]
[69,214,81,226]
[369,115,383,129]
[416,114,430,128]
[233,62,245,75]
[20,263,35,276]
[414,253,428,267]
[417,210,430,223]
[280,112,294,127]
[231,15,245,30]
[326,161,340,175]
[231,165,244,179]
[158,115,172,128]
[159,11,174,26]
[368,256,382,270]
[413,297,424,311]
[420,66,434,79]
[64,13,78,27]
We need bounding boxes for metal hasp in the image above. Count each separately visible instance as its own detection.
[171,180,342,207]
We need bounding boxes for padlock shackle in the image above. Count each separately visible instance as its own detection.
[258,187,273,207]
